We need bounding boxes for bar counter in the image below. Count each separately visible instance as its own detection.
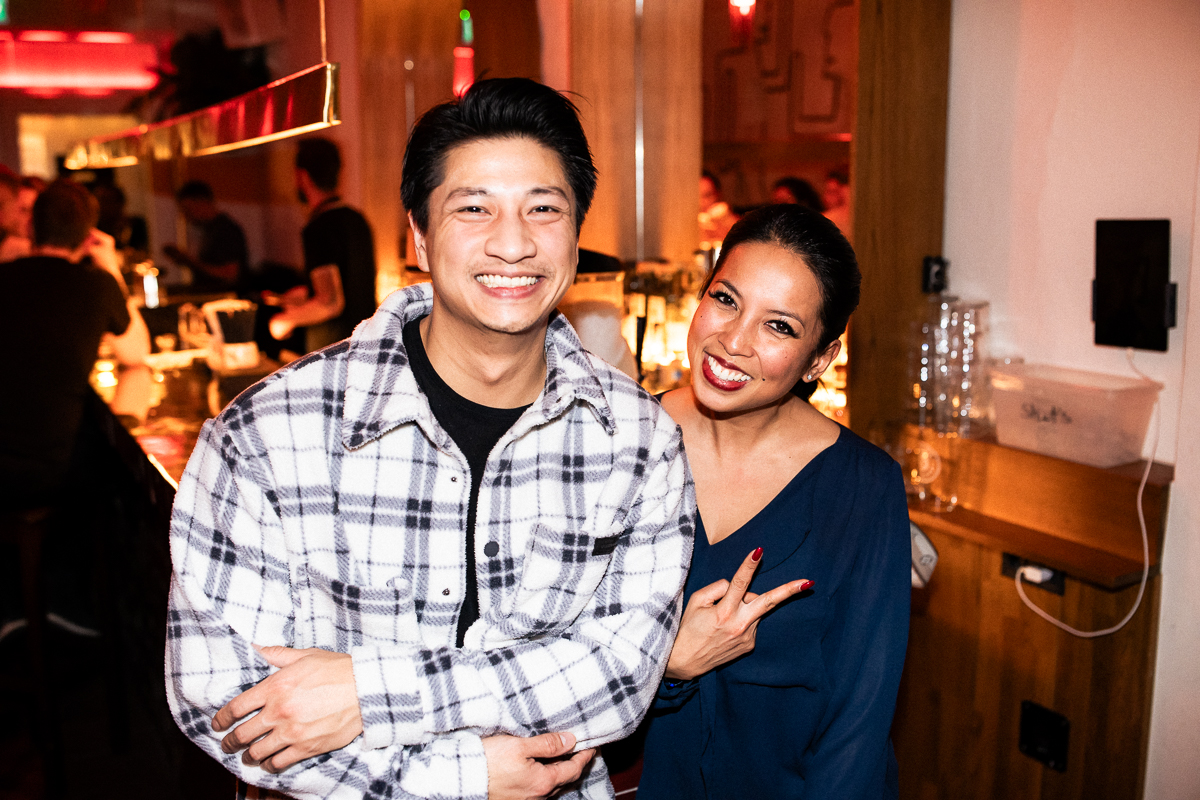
[94,351,280,484]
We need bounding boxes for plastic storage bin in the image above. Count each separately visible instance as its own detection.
[990,363,1161,468]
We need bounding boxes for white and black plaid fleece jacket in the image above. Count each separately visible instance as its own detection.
[165,283,695,800]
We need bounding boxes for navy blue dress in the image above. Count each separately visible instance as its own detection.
[638,426,910,799]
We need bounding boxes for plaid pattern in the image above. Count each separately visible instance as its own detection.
[166,283,695,799]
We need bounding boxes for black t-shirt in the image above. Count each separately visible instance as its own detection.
[0,255,130,504]
[302,201,377,351]
[402,317,529,646]
[193,212,249,293]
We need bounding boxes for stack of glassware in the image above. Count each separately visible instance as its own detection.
[903,295,990,512]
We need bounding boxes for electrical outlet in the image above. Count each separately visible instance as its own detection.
[1002,553,1065,595]
[1019,701,1069,772]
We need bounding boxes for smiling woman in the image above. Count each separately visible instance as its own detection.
[641,205,911,800]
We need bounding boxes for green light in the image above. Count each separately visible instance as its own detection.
[459,9,470,21]
[0,0,8,25]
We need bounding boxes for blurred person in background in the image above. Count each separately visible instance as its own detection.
[771,176,825,212]
[163,179,248,293]
[699,170,739,245]
[92,181,149,256]
[0,179,150,638]
[822,166,852,238]
[264,137,377,353]
[0,166,35,262]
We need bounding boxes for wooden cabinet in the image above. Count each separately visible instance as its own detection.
[894,525,1158,800]
[894,436,1167,799]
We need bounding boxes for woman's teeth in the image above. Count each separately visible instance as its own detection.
[476,274,539,288]
[707,355,751,383]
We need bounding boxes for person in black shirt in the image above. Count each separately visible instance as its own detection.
[0,179,150,507]
[265,137,377,352]
[163,179,249,293]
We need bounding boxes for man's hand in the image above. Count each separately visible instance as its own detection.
[211,646,363,773]
[483,732,595,800]
[663,547,813,681]
[269,316,297,340]
[86,228,123,281]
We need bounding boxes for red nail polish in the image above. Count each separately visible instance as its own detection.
[751,547,763,562]
[799,580,814,591]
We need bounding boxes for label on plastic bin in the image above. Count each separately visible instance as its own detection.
[1021,403,1074,425]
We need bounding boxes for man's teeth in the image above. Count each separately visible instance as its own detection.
[707,355,751,383]
[476,274,539,288]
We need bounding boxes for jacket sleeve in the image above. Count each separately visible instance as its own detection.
[349,418,696,752]
[800,460,911,798]
[166,419,490,800]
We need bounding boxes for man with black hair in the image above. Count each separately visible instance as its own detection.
[167,78,693,800]
[265,137,377,352]
[164,179,249,292]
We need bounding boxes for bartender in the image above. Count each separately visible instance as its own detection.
[163,180,249,293]
[266,137,377,352]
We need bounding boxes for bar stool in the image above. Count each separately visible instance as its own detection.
[0,505,66,797]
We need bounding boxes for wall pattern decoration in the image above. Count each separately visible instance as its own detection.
[703,0,857,143]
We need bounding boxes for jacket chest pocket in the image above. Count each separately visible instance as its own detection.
[293,565,422,651]
[488,523,621,644]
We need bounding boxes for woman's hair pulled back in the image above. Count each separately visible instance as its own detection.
[700,204,860,400]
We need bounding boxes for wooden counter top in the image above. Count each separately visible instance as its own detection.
[906,428,1172,590]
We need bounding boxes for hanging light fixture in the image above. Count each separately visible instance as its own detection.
[729,0,755,45]
[453,8,475,98]
[66,0,340,168]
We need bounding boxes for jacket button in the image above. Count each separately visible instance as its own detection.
[442,588,450,595]
[484,541,499,557]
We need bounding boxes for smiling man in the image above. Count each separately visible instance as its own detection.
[166,79,694,800]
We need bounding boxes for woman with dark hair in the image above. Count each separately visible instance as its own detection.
[771,176,825,212]
[638,204,910,799]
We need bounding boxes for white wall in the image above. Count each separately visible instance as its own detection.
[943,0,1200,796]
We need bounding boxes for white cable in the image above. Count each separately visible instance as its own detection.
[1014,348,1158,638]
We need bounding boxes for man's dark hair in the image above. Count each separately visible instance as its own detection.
[401,78,597,234]
[295,138,342,192]
[33,179,99,250]
[701,204,860,401]
[176,180,215,202]
[0,165,19,196]
[21,175,46,193]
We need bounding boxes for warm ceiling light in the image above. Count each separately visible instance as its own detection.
[77,32,135,44]
[728,0,756,43]
[19,31,70,42]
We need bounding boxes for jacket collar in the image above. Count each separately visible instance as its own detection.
[341,283,617,450]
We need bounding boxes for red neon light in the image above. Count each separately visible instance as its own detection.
[728,0,756,43]
[0,36,159,92]
[453,46,474,98]
[77,32,135,44]
[20,31,70,42]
